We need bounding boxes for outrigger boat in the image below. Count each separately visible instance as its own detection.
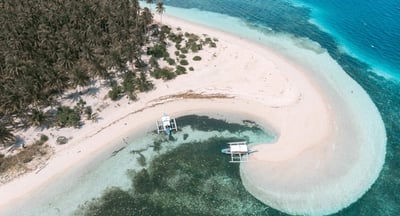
[221,141,257,163]
[156,113,178,135]
[221,147,257,155]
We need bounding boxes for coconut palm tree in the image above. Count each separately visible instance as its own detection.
[146,0,154,12]
[156,1,165,25]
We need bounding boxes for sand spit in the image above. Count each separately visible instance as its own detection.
[0,14,386,216]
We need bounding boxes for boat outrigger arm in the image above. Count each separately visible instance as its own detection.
[156,113,178,135]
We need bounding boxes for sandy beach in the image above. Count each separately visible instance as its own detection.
[0,14,386,216]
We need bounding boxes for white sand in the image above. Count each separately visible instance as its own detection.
[0,15,386,216]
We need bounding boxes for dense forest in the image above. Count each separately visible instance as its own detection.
[0,0,163,146]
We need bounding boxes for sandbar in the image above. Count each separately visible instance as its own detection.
[0,14,386,216]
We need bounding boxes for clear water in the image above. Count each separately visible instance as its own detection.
[73,115,276,215]
[15,1,399,215]
[11,115,276,216]
[153,1,399,215]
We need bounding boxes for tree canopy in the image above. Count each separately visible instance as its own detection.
[0,0,154,129]
[0,0,151,115]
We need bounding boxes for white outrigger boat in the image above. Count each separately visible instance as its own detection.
[156,113,178,135]
[221,141,256,163]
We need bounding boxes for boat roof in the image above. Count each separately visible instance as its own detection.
[162,115,170,122]
[230,143,248,153]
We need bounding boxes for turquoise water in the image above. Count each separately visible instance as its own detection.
[19,1,397,214]
[73,115,276,215]
[73,1,400,214]
[153,1,399,215]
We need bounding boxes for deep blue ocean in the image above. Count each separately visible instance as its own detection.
[159,0,400,215]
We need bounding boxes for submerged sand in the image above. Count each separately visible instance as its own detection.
[0,14,386,216]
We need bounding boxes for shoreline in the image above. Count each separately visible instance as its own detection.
[0,14,386,215]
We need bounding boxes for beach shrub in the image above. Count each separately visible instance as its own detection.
[0,140,51,174]
[180,48,188,54]
[180,59,189,66]
[29,109,46,127]
[39,134,49,144]
[210,42,217,48]
[175,65,186,75]
[152,68,176,80]
[185,32,199,41]
[189,67,194,71]
[122,71,136,95]
[193,56,202,61]
[161,25,171,34]
[168,32,183,43]
[179,54,186,59]
[166,58,176,65]
[190,43,202,52]
[108,84,122,101]
[55,106,81,128]
[23,156,33,163]
[149,56,159,69]
[84,106,93,120]
[136,72,154,92]
[174,50,180,56]
[147,44,168,58]
[108,80,122,101]
[56,136,68,145]
[74,99,86,115]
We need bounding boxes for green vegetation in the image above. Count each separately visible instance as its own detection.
[166,58,176,65]
[149,56,160,69]
[193,56,202,61]
[175,66,187,75]
[203,37,218,48]
[147,44,169,58]
[55,106,81,128]
[108,82,123,101]
[0,137,50,175]
[39,134,49,144]
[0,125,15,147]
[180,59,189,66]
[0,0,156,141]
[180,48,189,54]
[29,109,46,127]
[84,106,93,120]
[152,68,176,80]
[0,0,219,166]
[56,136,68,145]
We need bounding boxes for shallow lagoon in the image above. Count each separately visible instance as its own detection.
[75,115,277,216]
[16,115,279,216]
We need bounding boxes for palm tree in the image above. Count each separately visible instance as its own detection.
[146,0,154,12]
[29,109,46,127]
[156,1,165,25]
[0,124,15,147]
